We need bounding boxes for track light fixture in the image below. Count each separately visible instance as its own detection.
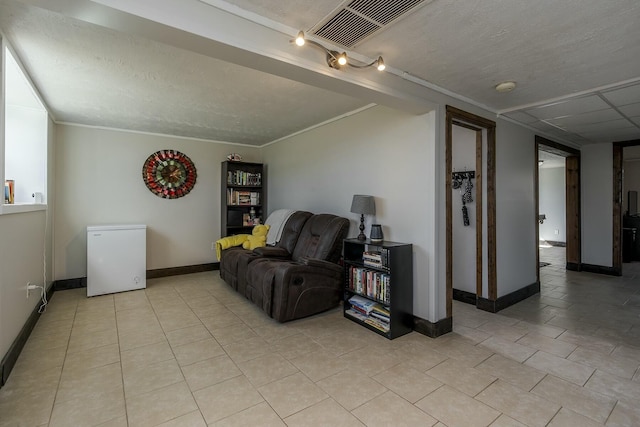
[293,31,385,72]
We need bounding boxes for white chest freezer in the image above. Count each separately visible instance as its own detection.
[87,224,146,297]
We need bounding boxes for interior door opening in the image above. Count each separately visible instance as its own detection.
[537,150,568,272]
[613,141,640,275]
[445,106,496,318]
[535,136,580,287]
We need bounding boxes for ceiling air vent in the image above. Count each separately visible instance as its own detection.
[313,0,427,48]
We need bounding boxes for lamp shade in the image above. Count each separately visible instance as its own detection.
[350,195,375,215]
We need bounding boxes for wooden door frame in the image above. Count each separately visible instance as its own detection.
[445,106,496,318]
[535,136,581,280]
[612,139,640,274]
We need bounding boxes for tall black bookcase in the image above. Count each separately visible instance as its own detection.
[221,161,265,237]
[343,238,413,339]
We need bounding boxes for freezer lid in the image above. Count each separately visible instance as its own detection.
[87,224,147,232]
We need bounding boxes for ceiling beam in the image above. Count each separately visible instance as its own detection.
[18,0,438,115]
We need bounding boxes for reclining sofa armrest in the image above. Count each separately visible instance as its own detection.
[253,246,291,258]
[297,257,342,273]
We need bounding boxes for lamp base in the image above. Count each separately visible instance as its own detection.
[357,214,367,240]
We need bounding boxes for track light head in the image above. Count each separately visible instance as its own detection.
[293,30,385,72]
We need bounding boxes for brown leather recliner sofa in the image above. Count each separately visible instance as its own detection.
[219,210,312,295]
[219,212,349,322]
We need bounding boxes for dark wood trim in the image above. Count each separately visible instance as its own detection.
[1,286,55,388]
[413,315,452,338]
[566,156,581,269]
[487,126,497,301]
[535,141,540,286]
[53,277,87,291]
[535,136,580,156]
[612,144,623,274]
[146,263,218,279]
[476,129,483,298]
[445,105,496,317]
[476,281,540,313]
[447,106,497,129]
[452,288,477,305]
[580,263,621,276]
[566,262,581,271]
[612,139,640,148]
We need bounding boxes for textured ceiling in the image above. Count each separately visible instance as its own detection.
[1,0,640,146]
[0,0,367,145]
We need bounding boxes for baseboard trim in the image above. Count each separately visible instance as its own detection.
[53,263,221,290]
[413,316,452,338]
[53,277,87,291]
[1,286,55,388]
[566,262,581,271]
[477,281,540,313]
[580,263,621,276]
[452,289,477,306]
[146,263,219,279]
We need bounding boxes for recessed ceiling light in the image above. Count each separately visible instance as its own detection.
[495,81,516,92]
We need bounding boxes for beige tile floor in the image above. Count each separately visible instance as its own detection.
[1,247,639,426]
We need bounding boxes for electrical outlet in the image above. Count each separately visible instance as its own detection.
[26,282,40,299]
[554,229,559,235]
[211,242,215,251]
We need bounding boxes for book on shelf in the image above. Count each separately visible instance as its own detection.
[344,307,389,333]
[227,170,261,186]
[348,295,377,314]
[237,191,251,205]
[362,249,391,268]
[227,189,258,206]
[347,266,390,304]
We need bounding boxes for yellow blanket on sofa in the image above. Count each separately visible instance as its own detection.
[215,235,249,260]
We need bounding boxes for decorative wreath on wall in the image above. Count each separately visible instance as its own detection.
[142,149,197,199]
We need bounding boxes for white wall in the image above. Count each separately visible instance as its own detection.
[494,119,537,297]
[54,124,260,280]
[539,166,566,242]
[451,125,477,295]
[261,106,438,321]
[0,115,55,360]
[581,143,613,266]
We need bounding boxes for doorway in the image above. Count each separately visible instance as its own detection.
[612,140,640,274]
[535,136,580,284]
[445,106,496,317]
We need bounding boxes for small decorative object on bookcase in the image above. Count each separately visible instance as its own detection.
[4,180,15,204]
[370,224,384,243]
[227,153,243,162]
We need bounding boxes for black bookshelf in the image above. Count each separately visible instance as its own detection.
[221,161,265,237]
[343,238,413,339]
